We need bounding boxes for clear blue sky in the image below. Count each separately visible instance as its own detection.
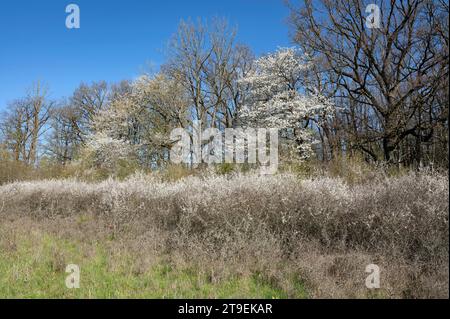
[0,0,291,110]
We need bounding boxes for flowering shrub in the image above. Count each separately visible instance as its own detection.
[0,171,448,297]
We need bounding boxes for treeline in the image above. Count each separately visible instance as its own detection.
[0,1,448,181]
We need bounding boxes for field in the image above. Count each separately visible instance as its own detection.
[0,170,448,298]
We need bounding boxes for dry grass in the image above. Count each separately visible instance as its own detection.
[0,170,448,298]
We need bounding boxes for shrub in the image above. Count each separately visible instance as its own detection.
[0,171,448,298]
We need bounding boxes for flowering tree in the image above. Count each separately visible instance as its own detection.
[238,47,333,159]
[86,74,189,168]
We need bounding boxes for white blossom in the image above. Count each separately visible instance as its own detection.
[85,132,134,169]
[239,47,334,159]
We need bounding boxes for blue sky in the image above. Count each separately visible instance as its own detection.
[0,0,292,110]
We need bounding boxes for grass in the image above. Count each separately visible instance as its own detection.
[0,231,307,299]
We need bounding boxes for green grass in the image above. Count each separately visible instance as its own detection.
[0,233,308,298]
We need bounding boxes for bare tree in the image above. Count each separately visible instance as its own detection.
[0,82,53,165]
[163,18,254,130]
[70,81,110,144]
[289,0,449,166]
[46,102,82,164]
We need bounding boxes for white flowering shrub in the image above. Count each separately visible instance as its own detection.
[78,132,137,179]
[87,133,134,166]
[0,171,448,297]
[1,171,447,253]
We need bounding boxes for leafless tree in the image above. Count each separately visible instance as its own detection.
[289,0,449,166]
[163,18,254,130]
[70,81,110,144]
[0,82,53,165]
[46,102,82,164]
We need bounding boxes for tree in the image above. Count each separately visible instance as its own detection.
[69,81,110,144]
[87,74,190,168]
[163,18,254,130]
[288,0,449,166]
[46,81,119,165]
[238,47,334,159]
[46,103,82,164]
[0,82,53,165]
